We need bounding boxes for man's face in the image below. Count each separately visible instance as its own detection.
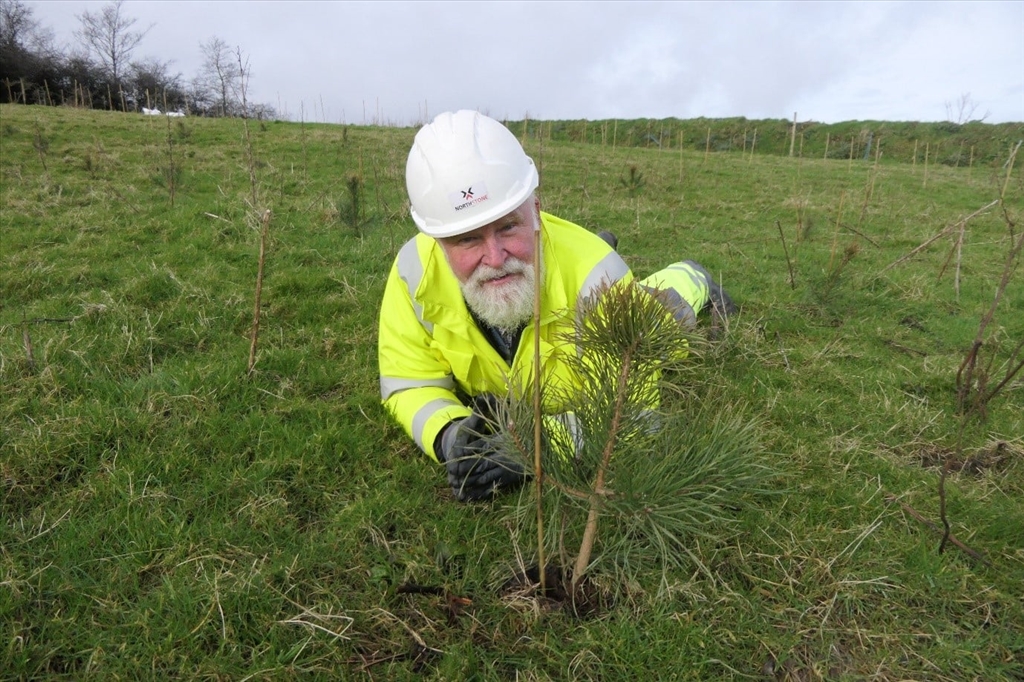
[438,197,539,332]
[438,197,538,284]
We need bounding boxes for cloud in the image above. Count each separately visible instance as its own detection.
[25,0,1024,124]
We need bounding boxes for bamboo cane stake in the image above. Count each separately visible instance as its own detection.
[954,216,966,300]
[776,220,796,289]
[789,111,797,157]
[678,130,684,184]
[532,220,546,593]
[828,191,846,274]
[923,142,930,188]
[1001,140,1022,200]
[248,209,272,374]
[881,200,999,273]
[22,319,35,371]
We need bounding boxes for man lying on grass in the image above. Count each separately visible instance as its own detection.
[378,110,736,501]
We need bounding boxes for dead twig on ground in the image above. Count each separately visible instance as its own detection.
[885,494,990,566]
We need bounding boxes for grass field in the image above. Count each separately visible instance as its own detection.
[1,104,1022,680]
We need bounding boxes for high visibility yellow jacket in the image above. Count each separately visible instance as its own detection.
[378,212,710,461]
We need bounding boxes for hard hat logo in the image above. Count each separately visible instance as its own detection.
[406,110,539,239]
[449,183,490,212]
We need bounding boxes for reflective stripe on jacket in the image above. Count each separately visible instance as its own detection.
[639,260,712,328]
[378,212,631,461]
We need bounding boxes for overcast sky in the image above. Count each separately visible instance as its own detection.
[27,0,1024,125]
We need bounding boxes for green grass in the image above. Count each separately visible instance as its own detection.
[1,104,1022,680]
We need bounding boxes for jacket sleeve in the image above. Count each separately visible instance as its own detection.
[637,261,711,328]
[378,244,471,462]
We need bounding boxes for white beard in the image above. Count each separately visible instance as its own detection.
[460,258,536,334]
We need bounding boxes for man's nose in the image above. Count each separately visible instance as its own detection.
[480,235,507,268]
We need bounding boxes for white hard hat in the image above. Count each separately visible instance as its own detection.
[406,110,539,238]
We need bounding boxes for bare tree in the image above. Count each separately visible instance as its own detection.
[128,56,184,111]
[945,92,989,125]
[75,0,152,93]
[1,0,59,103]
[199,36,239,117]
[0,0,36,51]
[1,0,56,56]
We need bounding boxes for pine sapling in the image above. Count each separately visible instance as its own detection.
[493,281,772,594]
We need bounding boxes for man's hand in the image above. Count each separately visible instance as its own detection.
[439,395,526,501]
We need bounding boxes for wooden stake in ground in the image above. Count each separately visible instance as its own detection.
[828,191,846,274]
[953,215,966,300]
[678,130,684,184]
[532,222,546,593]
[824,133,830,160]
[882,200,999,274]
[703,126,711,165]
[164,113,178,207]
[248,209,272,374]
[922,142,930,188]
[749,128,757,163]
[776,220,796,289]
[912,139,918,168]
[789,111,797,157]
[22,318,35,371]
[537,122,545,187]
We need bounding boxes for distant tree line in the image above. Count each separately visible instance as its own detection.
[508,116,1024,168]
[0,0,273,118]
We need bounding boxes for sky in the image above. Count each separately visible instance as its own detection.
[25,0,1024,126]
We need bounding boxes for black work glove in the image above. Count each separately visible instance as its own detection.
[439,394,527,502]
